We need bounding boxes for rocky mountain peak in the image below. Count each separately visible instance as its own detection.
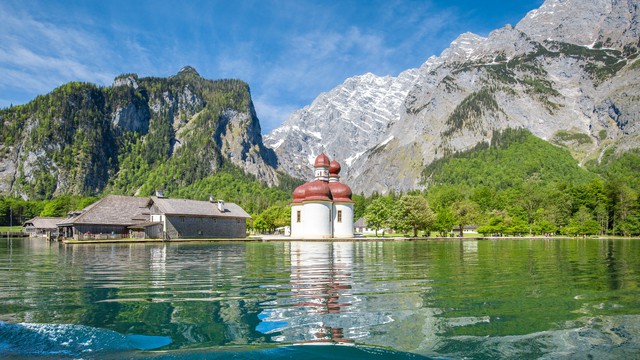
[0,71,280,199]
[516,0,639,50]
[264,68,420,180]
[112,73,139,88]
[267,0,640,195]
[175,65,201,78]
[439,32,487,62]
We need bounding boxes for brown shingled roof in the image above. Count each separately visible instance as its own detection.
[150,196,251,219]
[23,217,64,229]
[60,195,151,226]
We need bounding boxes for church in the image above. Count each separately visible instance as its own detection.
[290,152,354,238]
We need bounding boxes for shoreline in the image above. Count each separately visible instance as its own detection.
[59,234,637,244]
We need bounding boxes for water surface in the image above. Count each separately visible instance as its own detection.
[1,238,639,359]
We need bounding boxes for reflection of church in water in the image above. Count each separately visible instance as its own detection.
[256,242,392,344]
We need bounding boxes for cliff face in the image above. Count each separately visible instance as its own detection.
[266,0,640,195]
[0,66,279,199]
[264,70,419,180]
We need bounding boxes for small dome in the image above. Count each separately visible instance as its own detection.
[304,180,333,201]
[314,152,330,168]
[292,184,307,203]
[329,160,341,176]
[329,182,353,202]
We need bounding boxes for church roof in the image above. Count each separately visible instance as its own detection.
[329,181,353,203]
[314,152,331,168]
[294,155,352,203]
[301,180,333,202]
[329,160,341,176]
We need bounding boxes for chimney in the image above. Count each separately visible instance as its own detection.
[217,200,225,212]
[209,196,215,203]
[156,190,165,198]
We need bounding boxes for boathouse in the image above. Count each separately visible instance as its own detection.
[57,195,150,239]
[23,217,64,238]
[57,194,251,240]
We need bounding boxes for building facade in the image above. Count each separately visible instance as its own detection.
[149,196,251,239]
[23,217,64,238]
[290,153,354,239]
[57,195,251,240]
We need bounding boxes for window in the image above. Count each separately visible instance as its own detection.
[337,210,342,223]
[296,210,301,223]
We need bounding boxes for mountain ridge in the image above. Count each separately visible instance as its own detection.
[0,67,281,199]
[265,0,640,195]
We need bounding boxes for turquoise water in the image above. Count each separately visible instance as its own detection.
[1,238,639,359]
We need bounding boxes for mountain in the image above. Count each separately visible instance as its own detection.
[264,70,419,179]
[265,0,640,195]
[0,66,281,200]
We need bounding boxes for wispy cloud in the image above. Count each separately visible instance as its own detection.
[0,2,115,106]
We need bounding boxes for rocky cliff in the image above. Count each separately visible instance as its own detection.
[265,0,640,195]
[0,66,279,199]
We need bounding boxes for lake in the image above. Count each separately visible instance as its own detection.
[1,238,639,359]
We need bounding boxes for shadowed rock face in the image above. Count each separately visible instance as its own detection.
[265,0,640,195]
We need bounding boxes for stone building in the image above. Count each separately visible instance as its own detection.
[149,196,251,239]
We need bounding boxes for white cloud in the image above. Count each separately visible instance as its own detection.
[0,2,117,104]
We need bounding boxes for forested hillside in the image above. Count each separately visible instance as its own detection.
[0,67,302,226]
[358,129,640,237]
[0,67,283,201]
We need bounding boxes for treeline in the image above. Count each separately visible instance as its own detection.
[356,176,638,237]
[0,195,99,226]
[0,162,299,228]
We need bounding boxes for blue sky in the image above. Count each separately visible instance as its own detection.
[0,0,543,133]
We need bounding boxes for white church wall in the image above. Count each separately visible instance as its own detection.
[299,201,332,238]
[333,203,354,238]
[290,204,303,237]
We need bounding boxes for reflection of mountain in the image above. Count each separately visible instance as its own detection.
[258,242,391,344]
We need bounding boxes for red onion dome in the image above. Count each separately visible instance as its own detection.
[329,182,353,202]
[292,183,307,203]
[329,160,341,176]
[303,180,333,201]
[314,152,331,168]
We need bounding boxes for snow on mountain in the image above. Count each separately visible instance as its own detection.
[266,0,640,195]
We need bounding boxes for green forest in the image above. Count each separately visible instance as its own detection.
[357,129,640,237]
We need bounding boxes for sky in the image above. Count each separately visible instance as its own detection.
[0,0,544,133]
